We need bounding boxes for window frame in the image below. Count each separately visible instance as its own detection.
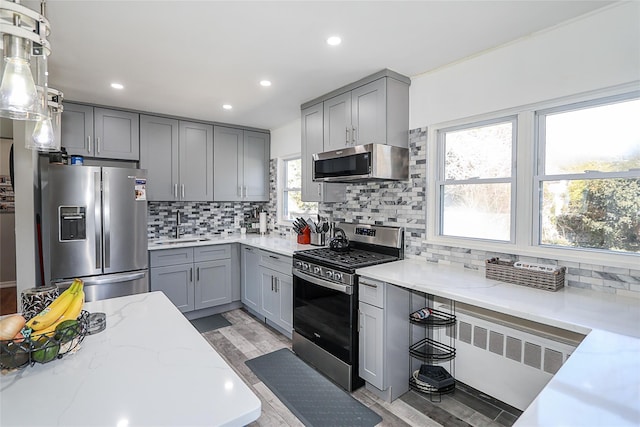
[278,154,318,224]
[533,92,640,252]
[426,83,639,269]
[435,116,518,243]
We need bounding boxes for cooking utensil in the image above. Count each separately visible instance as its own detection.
[322,222,329,233]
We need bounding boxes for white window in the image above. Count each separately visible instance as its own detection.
[535,94,640,254]
[436,117,517,242]
[281,157,317,222]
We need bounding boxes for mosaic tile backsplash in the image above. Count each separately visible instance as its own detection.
[147,126,639,297]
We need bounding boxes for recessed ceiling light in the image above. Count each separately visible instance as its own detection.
[260,80,272,87]
[326,36,342,46]
[222,104,233,110]
[110,83,124,90]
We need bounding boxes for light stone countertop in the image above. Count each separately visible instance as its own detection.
[147,233,315,257]
[356,258,640,427]
[0,292,261,427]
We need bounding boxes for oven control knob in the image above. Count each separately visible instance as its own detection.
[314,266,321,274]
[302,262,310,271]
[334,272,342,282]
[294,261,302,269]
[326,270,334,279]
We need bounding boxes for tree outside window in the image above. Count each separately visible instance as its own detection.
[537,96,640,253]
[437,118,516,241]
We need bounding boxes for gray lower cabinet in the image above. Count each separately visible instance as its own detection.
[213,126,269,202]
[62,102,140,160]
[260,268,293,333]
[150,245,233,313]
[241,245,261,312]
[358,277,410,401]
[240,246,292,335]
[300,103,346,202]
[151,263,193,312]
[140,116,213,201]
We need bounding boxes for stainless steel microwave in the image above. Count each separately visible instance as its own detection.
[312,143,409,183]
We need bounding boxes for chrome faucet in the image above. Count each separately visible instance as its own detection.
[176,210,182,239]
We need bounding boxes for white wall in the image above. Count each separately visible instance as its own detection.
[271,3,640,158]
[270,118,301,159]
[409,2,640,128]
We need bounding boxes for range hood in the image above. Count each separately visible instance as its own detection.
[312,143,409,183]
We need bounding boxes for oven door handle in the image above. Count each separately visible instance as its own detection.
[293,270,352,295]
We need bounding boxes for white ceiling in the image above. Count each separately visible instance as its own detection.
[31,1,613,131]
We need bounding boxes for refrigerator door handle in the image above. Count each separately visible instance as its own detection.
[94,171,102,270]
[54,271,147,287]
[103,171,111,269]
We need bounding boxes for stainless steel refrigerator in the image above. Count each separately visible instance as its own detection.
[41,165,149,301]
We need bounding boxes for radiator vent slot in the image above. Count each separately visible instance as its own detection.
[459,321,472,344]
[505,336,522,362]
[544,349,563,374]
[473,326,488,349]
[489,331,504,356]
[524,342,542,369]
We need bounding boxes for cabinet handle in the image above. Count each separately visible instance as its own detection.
[361,281,378,288]
[352,126,357,145]
[317,184,321,197]
[345,128,350,145]
[197,267,200,281]
[173,184,178,198]
[358,309,362,331]
[275,278,278,293]
[245,247,252,251]
[269,255,280,260]
[96,136,101,154]
[190,268,193,282]
[86,136,91,154]
[181,184,185,199]
[271,276,274,291]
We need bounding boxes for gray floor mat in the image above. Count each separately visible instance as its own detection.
[245,348,382,427]
[190,314,231,333]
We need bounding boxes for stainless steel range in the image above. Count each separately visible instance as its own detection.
[292,222,404,391]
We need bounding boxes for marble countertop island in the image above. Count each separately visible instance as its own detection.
[0,292,261,427]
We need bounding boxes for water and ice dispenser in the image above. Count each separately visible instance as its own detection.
[59,206,86,241]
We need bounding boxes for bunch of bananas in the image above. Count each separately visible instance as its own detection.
[27,279,85,338]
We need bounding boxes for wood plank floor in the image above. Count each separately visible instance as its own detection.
[203,308,518,427]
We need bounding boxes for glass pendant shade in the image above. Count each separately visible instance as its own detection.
[27,88,63,152]
[0,34,39,120]
[29,116,56,150]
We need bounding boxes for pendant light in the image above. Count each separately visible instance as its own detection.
[0,33,39,119]
[0,0,52,122]
[28,88,63,152]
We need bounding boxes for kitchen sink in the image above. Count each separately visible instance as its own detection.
[152,237,211,245]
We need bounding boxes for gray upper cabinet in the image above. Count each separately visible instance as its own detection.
[180,121,214,201]
[213,126,269,202]
[306,70,409,151]
[140,115,179,201]
[301,103,346,203]
[324,78,389,150]
[323,92,352,151]
[61,103,140,160]
[140,116,213,201]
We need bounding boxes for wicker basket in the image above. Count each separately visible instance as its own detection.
[485,258,565,292]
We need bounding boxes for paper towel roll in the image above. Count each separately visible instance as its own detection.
[259,211,267,234]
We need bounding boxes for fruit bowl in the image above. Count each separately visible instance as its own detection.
[0,310,90,370]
